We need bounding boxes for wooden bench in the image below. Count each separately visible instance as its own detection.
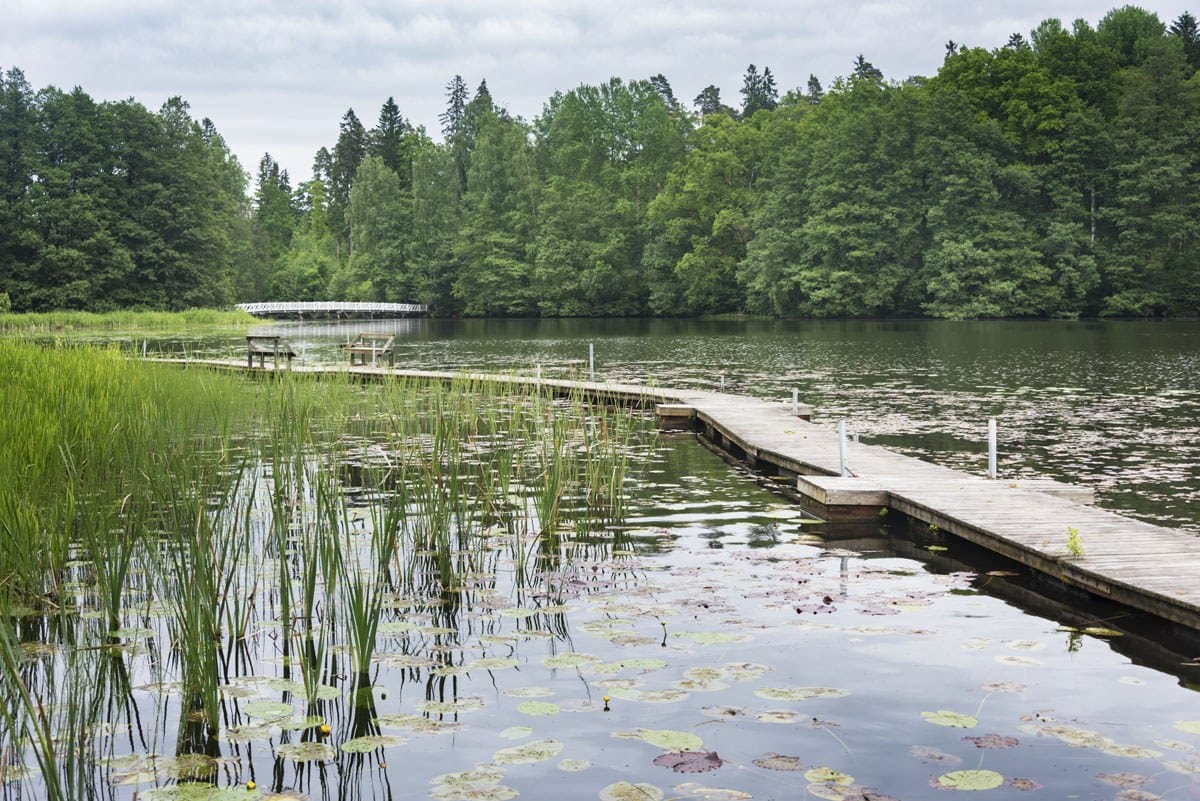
[340,333,395,367]
[246,335,297,369]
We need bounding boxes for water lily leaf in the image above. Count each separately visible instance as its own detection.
[470,657,519,671]
[341,734,405,753]
[652,751,725,774]
[110,627,155,640]
[221,724,272,743]
[493,738,563,764]
[1163,760,1200,775]
[755,687,848,702]
[723,662,771,681]
[1098,773,1151,788]
[621,658,670,671]
[599,782,664,801]
[421,697,485,714]
[542,653,601,669]
[1155,739,1194,752]
[516,701,561,717]
[140,787,258,801]
[910,746,962,766]
[1112,790,1163,801]
[1007,778,1042,791]
[921,710,978,728]
[756,711,801,724]
[700,705,748,719]
[963,734,1019,749]
[277,742,337,763]
[626,689,690,704]
[431,784,518,801]
[980,680,1025,693]
[1002,639,1045,651]
[375,653,436,669]
[430,765,506,788]
[670,783,752,800]
[804,767,853,785]
[1175,721,1200,735]
[995,655,1041,666]
[614,729,703,751]
[375,713,462,734]
[673,632,749,645]
[243,700,293,720]
[558,759,591,772]
[1102,743,1161,759]
[936,770,1004,790]
[753,753,805,771]
[503,687,554,698]
[500,726,533,740]
[807,785,897,801]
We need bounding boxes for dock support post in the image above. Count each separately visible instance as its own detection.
[536,364,542,382]
[838,419,848,477]
[792,389,799,416]
[589,343,595,381]
[720,374,725,390]
[987,418,997,479]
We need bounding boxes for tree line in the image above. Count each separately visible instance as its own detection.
[3,6,1199,318]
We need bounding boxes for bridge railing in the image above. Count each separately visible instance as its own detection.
[237,301,429,317]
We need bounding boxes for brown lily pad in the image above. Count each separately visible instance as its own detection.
[653,751,725,774]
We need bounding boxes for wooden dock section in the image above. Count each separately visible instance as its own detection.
[166,358,1200,634]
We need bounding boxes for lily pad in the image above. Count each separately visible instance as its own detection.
[670,783,752,800]
[470,657,519,671]
[753,753,805,771]
[756,710,801,724]
[805,767,853,785]
[963,734,1019,749]
[652,751,725,774]
[493,738,563,764]
[558,759,591,772]
[614,729,704,751]
[755,687,848,702]
[502,687,554,698]
[277,741,337,763]
[243,700,293,720]
[599,782,664,801]
[542,653,601,669]
[921,710,979,728]
[1175,721,1200,735]
[140,787,258,801]
[516,701,561,717]
[341,734,406,753]
[421,697,485,714]
[375,713,463,734]
[937,769,1005,790]
[500,726,533,740]
[673,632,749,645]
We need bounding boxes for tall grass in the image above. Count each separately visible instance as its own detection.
[0,308,255,333]
[0,341,648,797]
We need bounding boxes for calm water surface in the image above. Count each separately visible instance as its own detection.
[154,318,1200,531]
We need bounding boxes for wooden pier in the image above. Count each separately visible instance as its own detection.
[168,358,1200,636]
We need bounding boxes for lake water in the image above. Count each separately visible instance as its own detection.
[149,317,1200,532]
[20,318,1200,800]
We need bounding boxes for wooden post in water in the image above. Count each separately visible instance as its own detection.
[987,418,998,479]
[792,389,799,416]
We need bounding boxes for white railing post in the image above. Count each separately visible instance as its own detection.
[589,343,595,381]
[987,418,998,479]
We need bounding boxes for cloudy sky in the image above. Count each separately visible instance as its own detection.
[4,0,1187,184]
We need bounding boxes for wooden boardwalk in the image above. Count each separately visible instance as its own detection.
[168,358,1200,634]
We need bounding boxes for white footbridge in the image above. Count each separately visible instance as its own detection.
[236,301,429,319]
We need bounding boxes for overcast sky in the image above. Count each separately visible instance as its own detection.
[4,0,1188,184]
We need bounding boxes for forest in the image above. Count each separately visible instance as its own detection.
[2,6,1199,319]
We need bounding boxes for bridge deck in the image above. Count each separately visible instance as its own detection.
[237,301,428,318]
[162,357,1200,634]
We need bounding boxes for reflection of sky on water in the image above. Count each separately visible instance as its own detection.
[141,318,1199,531]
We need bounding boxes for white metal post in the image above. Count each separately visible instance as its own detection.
[589,343,595,381]
[987,418,998,479]
[792,388,799,416]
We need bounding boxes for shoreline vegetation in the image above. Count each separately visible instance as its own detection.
[0,340,638,799]
[3,6,1200,321]
[0,308,257,332]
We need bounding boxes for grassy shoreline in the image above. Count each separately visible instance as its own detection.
[0,308,256,332]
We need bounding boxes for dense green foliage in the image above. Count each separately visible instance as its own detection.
[3,6,1199,317]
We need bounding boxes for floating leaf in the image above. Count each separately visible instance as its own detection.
[341,735,405,753]
[614,729,704,751]
[804,767,853,784]
[1163,760,1200,775]
[243,700,293,720]
[980,681,1025,693]
[516,701,561,717]
[670,783,752,800]
[542,653,601,669]
[995,655,1041,666]
[700,705,748,719]
[1007,778,1042,791]
[910,746,962,766]
[1002,640,1045,652]
[673,632,749,645]
[421,697,485,714]
[1082,627,1123,637]
[756,711,801,724]
[753,753,805,771]
[755,687,848,702]
[724,662,771,681]
[921,710,978,728]
[375,713,462,734]
[963,734,1019,749]
[652,751,725,774]
[1098,773,1151,788]
[493,738,563,765]
[1175,721,1200,735]
[599,782,664,801]
[503,687,554,698]
[558,759,590,772]
[277,742,337,763]
[140,787,257,801]
[500,726,532,740]
[937,770,1004,790]
[470,657,519,671]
